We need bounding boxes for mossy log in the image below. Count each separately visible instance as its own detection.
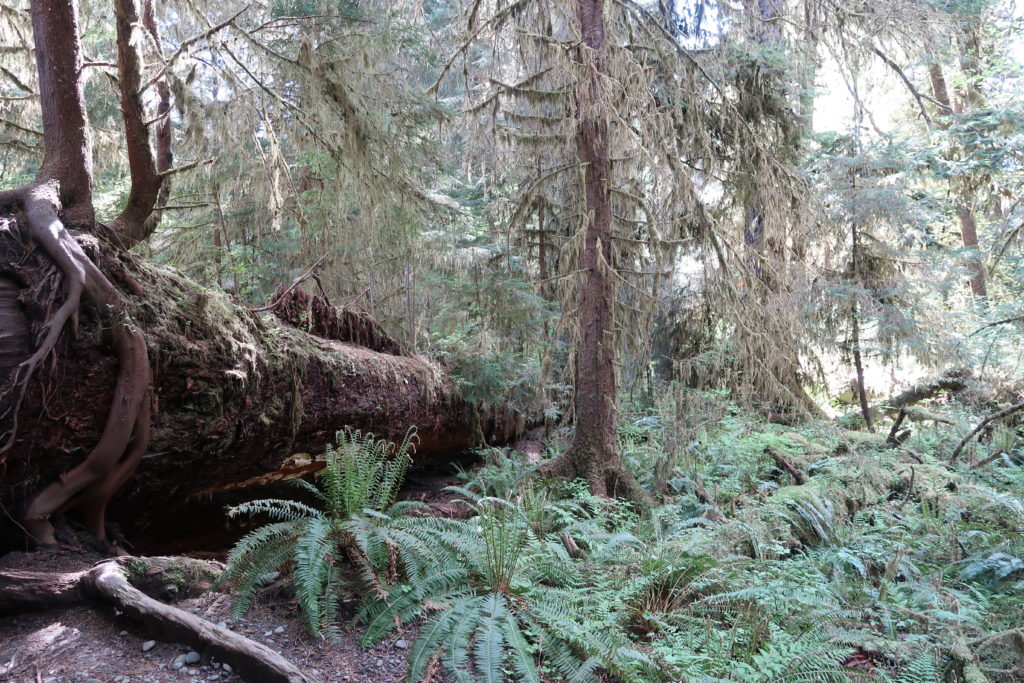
[0,220,520,549]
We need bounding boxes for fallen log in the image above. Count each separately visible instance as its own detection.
[0,556,308,683]
[883,369,971,410]
[0,222,525,550]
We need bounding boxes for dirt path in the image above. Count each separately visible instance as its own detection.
[0,545,419,683]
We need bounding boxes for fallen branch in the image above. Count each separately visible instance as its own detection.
[882,369,971,410]
[249,252,330,313]
[559,532,582,559]
[970,627,1024,650]
[886,408,907,446]
[0,557,309,683]
[687,478,727,522]
[969,450,1008,470]
[766,447,806,485]
[950,400,1024,465]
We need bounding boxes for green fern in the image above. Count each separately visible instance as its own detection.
[358,497,641,682]
[216,427,427,638]
[880,652,941,683]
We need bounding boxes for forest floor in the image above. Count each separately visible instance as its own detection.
[1,546,413,683]
[0,469,471,683]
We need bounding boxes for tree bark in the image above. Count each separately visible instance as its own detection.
[0,226,520,550]
[928,63,987,298]
[107,0,165,245]
[30,0,93,227]
[541,0,648,505]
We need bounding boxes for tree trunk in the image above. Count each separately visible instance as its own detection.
[731,0,823,422]
[0,228,521,550]
[928,63,988,299]
[957,204,988,298]
[541,0,648,505]
[850,221,873,432]
[30,0,93,227]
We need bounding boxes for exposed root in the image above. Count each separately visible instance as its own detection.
[1,182,152,545]
[0,557,310,683]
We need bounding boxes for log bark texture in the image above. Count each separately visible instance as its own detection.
[0,218,518,549]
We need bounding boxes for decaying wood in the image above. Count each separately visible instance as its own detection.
[0,224,526,549]
[766,446,806,485]
[559,532,582,559]
[950,400,1024,464]
[0,557,308,683]
[886,408,907,446]
[883,369,970,410]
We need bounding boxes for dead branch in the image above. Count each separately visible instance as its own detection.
[871,46,931,126]
[559,532,583,559]
[886,407,907,446]
[882,369,970,410]
[766,446,806,485]
[248,252,330,313]
[950,401,1024,464]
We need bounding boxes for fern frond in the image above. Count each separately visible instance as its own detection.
[502,608,541,683]
[293,517,336,636]
[473,593,508,683]
[228,498,324,522]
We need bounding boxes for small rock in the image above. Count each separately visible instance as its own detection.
[208,676,220,681]
[84,679,102,683]
[273,625,285,634]
[172,655,186,669]
[142,640,157,652]
[184,651,201,664]
[119,630,128,636]
[264,630,273,637]
[394,639,408,650]
[216,621,228,629]
[221,664,232,675]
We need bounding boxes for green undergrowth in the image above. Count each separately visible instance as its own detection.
[220,392,1023,682]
